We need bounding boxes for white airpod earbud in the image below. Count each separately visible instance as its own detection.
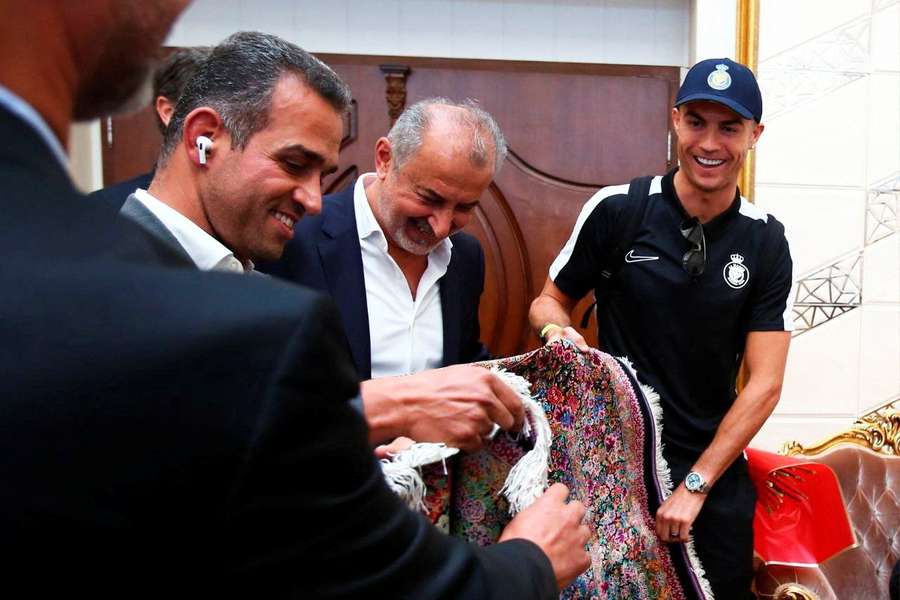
[196,135,213,165]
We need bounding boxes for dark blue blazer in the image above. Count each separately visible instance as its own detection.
[0,106,554,599]
[261,182,491,379]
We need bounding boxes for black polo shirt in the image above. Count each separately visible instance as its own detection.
[551,169,793,457]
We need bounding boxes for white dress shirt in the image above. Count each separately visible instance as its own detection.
[354,174,452,378]
[133,188,251,273]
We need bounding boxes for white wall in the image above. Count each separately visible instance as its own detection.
[166,0,691,66]
[690,0,736,63]
[750,0,900,451]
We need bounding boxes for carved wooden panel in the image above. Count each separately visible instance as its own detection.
[101,54,678,357]
[100,110,162,185]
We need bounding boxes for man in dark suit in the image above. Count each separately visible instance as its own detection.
[263,98,498,382]
[88,46,209,209]
[0,3,592,598]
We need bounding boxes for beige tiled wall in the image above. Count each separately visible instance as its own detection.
[751,0,900,451]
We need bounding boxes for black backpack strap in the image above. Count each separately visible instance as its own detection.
[579,175,654,328]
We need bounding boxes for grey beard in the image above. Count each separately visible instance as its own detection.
[391,225,438,256]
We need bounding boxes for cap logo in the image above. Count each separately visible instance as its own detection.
[707,63,732,91]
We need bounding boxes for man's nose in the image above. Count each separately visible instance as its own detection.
[429,209,454,240]
[698,129,721,152]
[294,176,323,216]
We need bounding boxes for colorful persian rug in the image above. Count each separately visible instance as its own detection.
[420,341,713,599]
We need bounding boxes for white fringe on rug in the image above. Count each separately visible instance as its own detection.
[380,368,551,517]
[491,367,552,516]
[616,355,715,600]
[381,443,459,512]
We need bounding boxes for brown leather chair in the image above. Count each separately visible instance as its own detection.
[755,401,900,600]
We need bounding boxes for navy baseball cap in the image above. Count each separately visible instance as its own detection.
[674,58,763,122]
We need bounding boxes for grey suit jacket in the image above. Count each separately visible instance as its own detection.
[119,193,196,269]
[119,194,267,278]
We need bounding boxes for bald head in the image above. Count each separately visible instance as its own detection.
[387,98,507,177]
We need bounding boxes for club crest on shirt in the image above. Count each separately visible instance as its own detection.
[723,253,749,289]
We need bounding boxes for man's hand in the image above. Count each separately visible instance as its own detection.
[373,436,416,459]
[543,325,590,352]
[361,365,525,451]
[655,484,706,544]
[529,278,590,352]
[499,483,591,590]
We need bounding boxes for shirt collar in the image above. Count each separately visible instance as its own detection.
[353,172,454,261]
[354,174,385,246]
[133,188,252,273]
[0,84,69,170]
[662,167,742,236]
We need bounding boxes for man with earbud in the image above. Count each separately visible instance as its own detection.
[123,33,532,456]
[89,46,209,209]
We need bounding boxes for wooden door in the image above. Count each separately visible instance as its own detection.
[101,54,679,356]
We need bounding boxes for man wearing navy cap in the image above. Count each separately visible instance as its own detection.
[530,58,794,598]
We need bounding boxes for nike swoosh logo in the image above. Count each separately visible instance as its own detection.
[624,250,659,263]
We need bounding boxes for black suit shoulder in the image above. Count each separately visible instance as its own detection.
[447,229,485,276]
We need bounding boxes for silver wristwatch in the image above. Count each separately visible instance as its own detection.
[684,471,710,494]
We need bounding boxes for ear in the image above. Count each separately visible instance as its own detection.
[155,95,176,128]
[671,106,682,133]
[750,121,764,147]
[373,137,393,180]
[182,107,227,168]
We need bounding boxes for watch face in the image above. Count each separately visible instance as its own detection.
[685,472,702,491]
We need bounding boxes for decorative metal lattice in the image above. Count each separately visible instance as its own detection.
[759,14,870,119]
[866,173,900,244]
[792,253,863,335]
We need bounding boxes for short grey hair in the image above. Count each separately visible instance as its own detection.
[159,31,351,162]
[387,98,507,176]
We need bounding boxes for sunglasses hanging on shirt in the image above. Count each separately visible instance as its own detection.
[680,217,706,277]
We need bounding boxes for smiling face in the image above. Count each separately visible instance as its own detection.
[201,75,343,263]
[372,117,494,258]
[672,100,763,197]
